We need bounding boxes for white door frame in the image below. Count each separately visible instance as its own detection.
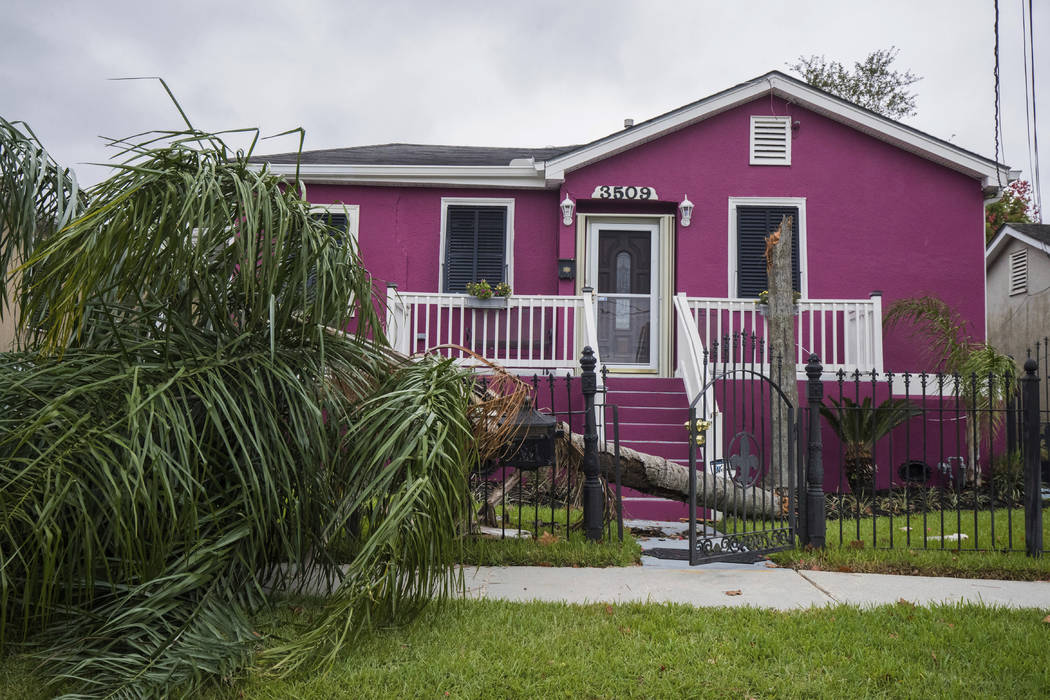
[584,219,661,371]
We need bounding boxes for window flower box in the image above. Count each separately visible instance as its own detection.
[464,296,509,309]
[756,303,799,317]
[464,280,511,308]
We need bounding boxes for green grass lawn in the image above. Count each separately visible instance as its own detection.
[6,596,1050,697]
[765,507,1050,580]
[821,505,1043,552]
[196,599,1050,697]
[12,598,1046,698]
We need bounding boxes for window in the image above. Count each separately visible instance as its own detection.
[309,204,360,244]
[440,198,514,293]
[1009,249,1028,296]
[750,116,791,166]
[728,198,806,299]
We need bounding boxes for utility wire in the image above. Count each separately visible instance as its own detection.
[1027,0,1042,221]
[994,0,1003,188]
[1022,0,1036,208]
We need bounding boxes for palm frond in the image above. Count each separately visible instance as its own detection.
[0,116,86,345]
[882,295,972,373]
[0,121,474,698]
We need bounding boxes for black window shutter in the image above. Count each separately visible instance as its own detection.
[444,206,507,293]
[311,212,350,243]
[736,206,800,298]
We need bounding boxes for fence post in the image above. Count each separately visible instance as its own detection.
[1022,357,1043,557]
[804,355,826,548]
[580,346,603,541]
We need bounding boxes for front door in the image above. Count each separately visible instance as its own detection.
[587,222,659,370]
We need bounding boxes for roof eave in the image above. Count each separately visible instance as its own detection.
[986,224,1050,263]
[259,162,552,189]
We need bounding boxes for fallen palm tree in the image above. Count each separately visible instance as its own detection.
[1,111,480,697]
[561,430,784,520]
[459,354,785,522]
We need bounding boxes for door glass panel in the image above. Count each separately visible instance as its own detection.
[598,298,651,363]
[597,231,650,293]
[595,229,653,365]
[615,251,631,293]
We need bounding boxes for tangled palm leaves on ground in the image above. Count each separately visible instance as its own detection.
[0,116,475,697]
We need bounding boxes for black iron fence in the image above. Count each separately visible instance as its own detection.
[470,353,624,542]
[810,361,1045,555]
[695,331,1046,558]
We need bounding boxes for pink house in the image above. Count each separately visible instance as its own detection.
[255,72,1011,516]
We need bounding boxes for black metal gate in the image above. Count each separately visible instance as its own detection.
[687,366,798,564]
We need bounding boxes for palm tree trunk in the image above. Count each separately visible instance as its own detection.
[563,430,783,519]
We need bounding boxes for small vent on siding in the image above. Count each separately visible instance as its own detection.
[1009,249,1028,295]
[749,116,791,166]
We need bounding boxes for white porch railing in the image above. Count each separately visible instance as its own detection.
[673,294,719,453]
[385,287,602,375]
[386,287,883,381]
[681,294,884,376]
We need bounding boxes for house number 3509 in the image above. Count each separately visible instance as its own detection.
[591,185,659,200]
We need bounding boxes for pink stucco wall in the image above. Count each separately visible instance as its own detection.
[308,95,987,372]
[560,97,986,371]
[305,185,561,295]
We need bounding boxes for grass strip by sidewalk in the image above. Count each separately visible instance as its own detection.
[747,507,1050,580]
[770,545,1050,580]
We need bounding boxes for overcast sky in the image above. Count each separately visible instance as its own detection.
[2,0,1046,213]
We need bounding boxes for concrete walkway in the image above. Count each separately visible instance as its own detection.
[460,566,1050,609]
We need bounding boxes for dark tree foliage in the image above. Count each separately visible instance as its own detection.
[788,47,921,120]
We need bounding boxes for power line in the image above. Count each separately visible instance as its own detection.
[994,0,1003,188]
[1027,0,1042,221]
[1022,0,1036,210]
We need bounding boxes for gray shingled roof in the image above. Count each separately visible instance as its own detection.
[252,143,578,167]
[251,71,1006,173]
[1005,223,1050,246]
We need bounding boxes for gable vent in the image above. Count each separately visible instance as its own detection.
[750,116,791,166]
[1009,249,1028,295]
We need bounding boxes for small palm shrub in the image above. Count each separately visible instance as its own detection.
[820,396,921,497]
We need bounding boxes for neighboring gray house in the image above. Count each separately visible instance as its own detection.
[986,223,1050,363]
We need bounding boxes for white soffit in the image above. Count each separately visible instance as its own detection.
[262,163,549,189]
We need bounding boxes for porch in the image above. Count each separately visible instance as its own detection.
[385,287,884,386]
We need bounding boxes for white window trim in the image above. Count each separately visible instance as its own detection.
[749,115,792,166]
[439,197,515,292]
[309,203,360,244]
[727,197,808,299]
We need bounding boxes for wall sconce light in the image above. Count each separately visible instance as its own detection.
[679,196,694,227]
[560,195,575,226]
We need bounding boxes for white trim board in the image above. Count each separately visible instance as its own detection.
[727,197,808,299]
[438,197,516,292]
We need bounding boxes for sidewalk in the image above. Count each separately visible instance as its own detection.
[460,565,1050,609]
